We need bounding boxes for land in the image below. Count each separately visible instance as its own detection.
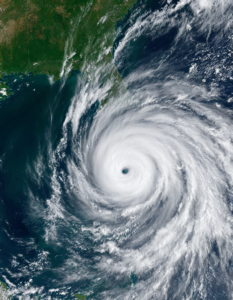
[0,0,137,100]
[74,294,87,300]
[0,281,11,300]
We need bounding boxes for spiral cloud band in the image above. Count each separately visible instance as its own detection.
[61,78,233,299]
[41,0,233,298]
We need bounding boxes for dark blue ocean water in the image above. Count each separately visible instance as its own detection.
[1,0,233,299]
[0,72,82,298]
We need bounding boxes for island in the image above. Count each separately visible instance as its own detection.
[74,293,87,300]
[0,280,11,299]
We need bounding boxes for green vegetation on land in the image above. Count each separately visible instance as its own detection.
[0,0,137,79]
[74,293,87,300]
[0,281,11,299]
[0,281,7,292]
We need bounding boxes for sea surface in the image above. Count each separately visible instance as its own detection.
[1,0,233,299]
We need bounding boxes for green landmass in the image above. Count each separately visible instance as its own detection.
[0,0,136,79]
[0,0,137,101]
[74,293,87,300]
[0,281,7,292]
[0,281,11,300]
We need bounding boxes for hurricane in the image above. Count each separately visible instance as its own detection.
[1,0,233,299]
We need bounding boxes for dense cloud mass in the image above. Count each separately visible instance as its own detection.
[49,0,233,298]
[1,0,233,299]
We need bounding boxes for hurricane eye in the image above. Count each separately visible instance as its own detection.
[122,168,129,174]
